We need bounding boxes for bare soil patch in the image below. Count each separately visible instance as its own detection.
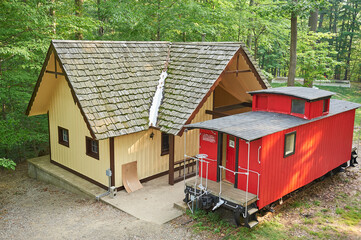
[0,162,204,240]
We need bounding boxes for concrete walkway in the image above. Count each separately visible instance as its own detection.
[28,156,185,225]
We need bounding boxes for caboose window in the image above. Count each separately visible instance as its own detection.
[161,132,169,156]
[284,131,296,157]
[323,99,329,113]
[291,99,305,114]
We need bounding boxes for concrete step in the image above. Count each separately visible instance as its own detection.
[174,201,187,212]
[248,207,258,216]
[248,220,259,228]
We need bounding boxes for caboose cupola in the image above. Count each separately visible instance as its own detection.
[249,87,335,119]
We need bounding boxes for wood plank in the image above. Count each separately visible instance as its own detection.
[45,70,65,76]
[186,178,257,206]
[214,102,252,113]
[224,69,252,74]
[205,110,230,118]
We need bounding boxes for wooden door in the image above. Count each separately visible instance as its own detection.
[226,135,236,183]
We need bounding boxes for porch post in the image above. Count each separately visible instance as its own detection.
[216,132,223,182]
[234,138,239,188]
[168,134,175,185]
[109,137,115,186]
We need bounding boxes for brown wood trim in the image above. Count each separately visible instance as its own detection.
[239,49,267,89]
[47,112,52,161]
[174,157,193,165]
[168,134,175,185]
[214,102,252,112]
[224,69,251,74]
[205,110,230,118]
[45,70,66,76]
[109,137,115,186]
[53,47,97,139]
[50,159,108,190]
[54,53,57,78]
[116,169,169,192]
[174,172,196,184]
[26,45,54,115]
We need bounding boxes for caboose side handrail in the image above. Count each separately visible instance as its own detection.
[238,166,261,200]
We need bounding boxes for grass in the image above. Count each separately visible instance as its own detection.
[185,173,361,239]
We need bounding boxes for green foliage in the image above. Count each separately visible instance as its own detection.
[0,157,16,170]
[0,0,360,160]
[298,31,338,86]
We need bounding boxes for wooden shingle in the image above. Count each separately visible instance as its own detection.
[52,40,269,139]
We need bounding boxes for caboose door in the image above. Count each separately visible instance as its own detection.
[225,135,236,183]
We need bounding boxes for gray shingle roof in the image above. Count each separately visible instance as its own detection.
[186,99,360,141]
[52,40,269,139]
[249,87,335,101]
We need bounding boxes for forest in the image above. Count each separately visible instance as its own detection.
[0,0,360,163]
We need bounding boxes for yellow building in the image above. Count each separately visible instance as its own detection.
[26,40,269,190]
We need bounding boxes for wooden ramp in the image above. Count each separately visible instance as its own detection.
[122,161,143,193]
[186,178,257,207]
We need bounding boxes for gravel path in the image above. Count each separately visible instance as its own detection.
[0,162,205,240]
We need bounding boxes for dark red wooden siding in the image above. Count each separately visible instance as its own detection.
[257,109,356,209]
[199,129,218,181]
[237,138,262,196]
[252,94,331,120]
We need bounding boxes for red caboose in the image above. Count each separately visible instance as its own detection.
[184,87,360,228]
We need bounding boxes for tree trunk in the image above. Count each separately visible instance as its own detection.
[156,0,161,41]
[49,0,56,35]
[318,11,325,30]
[308,9,318,32]
[97,0,104,36]
[287,9,297,86]
[247,0,254,49]
[343,2,357,80]
[75,0,84,40]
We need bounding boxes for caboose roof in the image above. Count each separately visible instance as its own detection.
[186,99,360,141]
[249,87,334,101]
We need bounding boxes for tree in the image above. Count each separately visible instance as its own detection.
[288,0,298,86]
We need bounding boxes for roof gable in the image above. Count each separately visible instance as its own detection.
[27,40,269,139]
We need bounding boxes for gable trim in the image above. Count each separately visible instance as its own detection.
[26,42,97,139]
[25,44,53,116]
[239,48,267,89]
[177,46,268,136]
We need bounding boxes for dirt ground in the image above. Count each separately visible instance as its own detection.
[1,157,360,240]
[0,162,205,240]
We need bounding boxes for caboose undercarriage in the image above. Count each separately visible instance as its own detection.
[184,177,259,228]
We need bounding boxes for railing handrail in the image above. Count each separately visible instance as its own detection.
[184,154,217,162]
[238,166,261,201]
[238,166,260,176]
[218,165,248,175]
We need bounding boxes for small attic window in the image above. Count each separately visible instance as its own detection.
[284,131,296,158]
[58,126,69,147]
[291,99,305,115]
[161,132,170,156]
[86,137,99,160]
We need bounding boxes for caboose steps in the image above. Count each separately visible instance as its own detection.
[247,220,259,228]
[248,207,258,215]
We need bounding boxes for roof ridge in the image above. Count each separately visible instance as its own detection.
[51,40,170,44]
